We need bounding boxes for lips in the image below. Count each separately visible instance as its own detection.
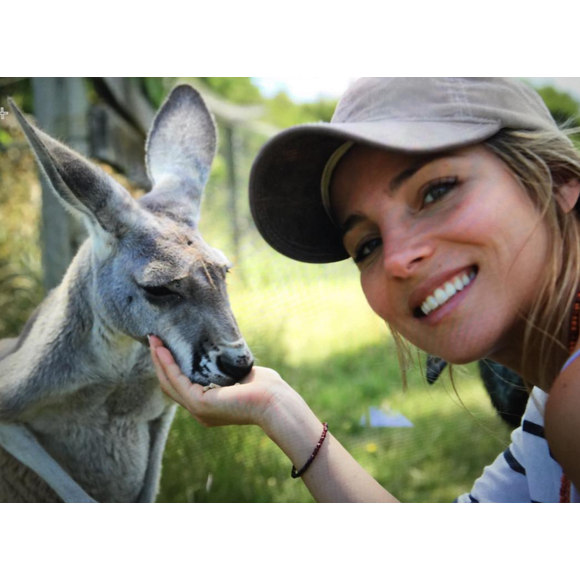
[410,265,478,318]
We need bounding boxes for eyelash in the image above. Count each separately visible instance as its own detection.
[353,176,459,264]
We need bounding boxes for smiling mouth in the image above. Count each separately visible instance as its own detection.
[413,264,479,318]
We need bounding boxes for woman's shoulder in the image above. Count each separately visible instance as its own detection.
[559,346,580,375]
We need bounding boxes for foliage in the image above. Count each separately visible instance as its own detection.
[263,90,336,126]
[536,85,580,128]
[197,77,264,105]
[139,77,336,127]
[0,121,43,338]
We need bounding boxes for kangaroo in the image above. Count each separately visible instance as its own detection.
[0,85,254,502]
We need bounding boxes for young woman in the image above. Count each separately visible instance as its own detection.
[149,78,580,502]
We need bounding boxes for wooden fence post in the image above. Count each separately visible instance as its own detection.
[32,77,89,293]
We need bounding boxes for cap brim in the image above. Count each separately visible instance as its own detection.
[250,119,501,264]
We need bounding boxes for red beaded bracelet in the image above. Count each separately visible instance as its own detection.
[291,423,329,479]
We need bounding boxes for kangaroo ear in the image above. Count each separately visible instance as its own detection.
[144,85,217,224]
[8,98,143,239]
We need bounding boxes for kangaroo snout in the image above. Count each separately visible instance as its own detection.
[188,337,254,386]
[217,353,254,382]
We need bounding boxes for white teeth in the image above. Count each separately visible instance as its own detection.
[419,269,476,316]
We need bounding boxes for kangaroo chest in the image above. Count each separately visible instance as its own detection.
[17,374,170,503]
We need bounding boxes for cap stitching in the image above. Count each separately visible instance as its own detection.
[445,78,467,120]
[456,79,474,119]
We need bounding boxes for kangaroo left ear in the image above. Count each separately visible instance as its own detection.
[557,179,580,214]
[8,97,144,241]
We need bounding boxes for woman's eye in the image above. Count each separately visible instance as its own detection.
[354,177,458,264]
[422,177,458,207]
[354,238,383,264]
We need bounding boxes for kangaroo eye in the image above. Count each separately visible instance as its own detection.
[141,285,180,300]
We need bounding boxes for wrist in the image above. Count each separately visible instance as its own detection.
[260,387,313,436]
[260,389,325,468]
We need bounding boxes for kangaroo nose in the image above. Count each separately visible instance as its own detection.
[217,355,254,381]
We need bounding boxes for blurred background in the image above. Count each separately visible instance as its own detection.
[1,77,579,502]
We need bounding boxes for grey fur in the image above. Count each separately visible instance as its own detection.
[0,86,253,502]
[0,338,18,360]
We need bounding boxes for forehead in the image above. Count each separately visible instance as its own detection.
[123,214,228,274]
[329,144,486,223]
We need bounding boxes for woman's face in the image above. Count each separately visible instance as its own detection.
[330,144,551,366]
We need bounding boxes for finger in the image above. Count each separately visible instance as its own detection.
[156,346,197,397]
[148,337,180,397]
[151,349,176,397]
[150,346,185,405]
[148,334,164,349]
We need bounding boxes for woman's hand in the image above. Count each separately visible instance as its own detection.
[148,335,298,429]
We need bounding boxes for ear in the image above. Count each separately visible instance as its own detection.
[556,179,580,214]
[144,85,217,225]
[8,98,144,240]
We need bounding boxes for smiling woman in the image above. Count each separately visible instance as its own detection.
[151,78,580,503]
[331,144,555,372]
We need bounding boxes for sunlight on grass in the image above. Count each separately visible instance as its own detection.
[230,268,386,366]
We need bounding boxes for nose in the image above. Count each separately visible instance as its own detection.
[217,354,254,381]
[383,232,433,279]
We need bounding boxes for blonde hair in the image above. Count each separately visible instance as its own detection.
[391,125,580,391]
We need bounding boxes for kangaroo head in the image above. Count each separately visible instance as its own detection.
[9,86,253,386]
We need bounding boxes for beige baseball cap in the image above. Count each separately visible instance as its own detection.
[249,77,559,263]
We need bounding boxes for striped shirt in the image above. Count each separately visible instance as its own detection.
[456,387,579,503]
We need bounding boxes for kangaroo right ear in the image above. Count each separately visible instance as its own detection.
[144,85,217,224]
[8,98,143,239]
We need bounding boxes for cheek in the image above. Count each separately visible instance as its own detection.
[361,273,392,323]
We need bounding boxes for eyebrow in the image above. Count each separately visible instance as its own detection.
[340,153,455,239]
